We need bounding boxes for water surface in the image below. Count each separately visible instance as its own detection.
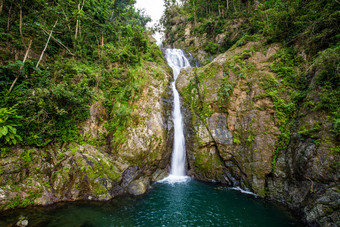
[0,179,303,226]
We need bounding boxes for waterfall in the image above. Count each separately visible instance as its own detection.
[163,49,190,181]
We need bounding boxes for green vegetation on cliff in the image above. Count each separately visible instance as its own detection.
[0,0,173,211]
[0,0,164,150]
[162,0,339,56]
[165,2,339,224]
[162,0,339,156]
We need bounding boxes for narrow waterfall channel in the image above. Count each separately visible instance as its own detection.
[164,49,190,179]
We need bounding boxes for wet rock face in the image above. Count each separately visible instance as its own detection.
[0,62,172,210]
[177,41,339,226]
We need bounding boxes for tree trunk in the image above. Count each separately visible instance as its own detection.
[75,0,85,39]
[193,0,197,25]
[7,3,12,32]
[19,7,27,49]
[80,0,85,11]
[75,19,78,39]
[75,1,80,39]
[36,19,58,68]
[9,40,32,93]
[80,0,85,38]
[79,19,82,37]
[0,0,3,14]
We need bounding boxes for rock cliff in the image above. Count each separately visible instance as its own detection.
[0,62,172,210]
[176,40,339,226]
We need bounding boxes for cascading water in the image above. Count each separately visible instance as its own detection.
[163,49,191,181]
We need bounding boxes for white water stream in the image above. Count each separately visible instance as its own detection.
[162,49,191,182]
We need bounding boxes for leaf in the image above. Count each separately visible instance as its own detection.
[16,135,23,142]
[2,126,8,136]
[8,125,17,134]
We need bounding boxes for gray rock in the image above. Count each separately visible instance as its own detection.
[121,166,140,188]
[127,177,150,196]
[207,113,233,145]
[151,169,168,181]
[16,216,28,227]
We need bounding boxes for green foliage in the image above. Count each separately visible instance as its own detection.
[162,0,339,57]
[256,48,304,169]
[7,196,22,209]
[193,149,223,179]
[298,123,321,141]
[313,46,340,89]
[0,0,164,148]
[0,107,23,145]
[235,34,261,47]
[218,76,234,111]
[249,1,339,53]
[315,87,340,137]
[181,69,215,123]
[7,192,41,209]
[304,46,340,137]
[9,68,95,146]
[204,41,219,54]
[270,48,304,89]
[330,146,340,155]
[20,149,34,164]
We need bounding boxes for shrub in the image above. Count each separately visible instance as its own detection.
[204,41,219,54]
[0,107,23,145]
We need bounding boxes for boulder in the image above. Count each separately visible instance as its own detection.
[127,177,150,196]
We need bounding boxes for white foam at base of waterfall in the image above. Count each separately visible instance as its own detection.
[158,175,191,184]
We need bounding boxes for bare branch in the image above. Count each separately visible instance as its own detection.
[75,19,79,39]
[36,19,58,68]
[7,3,12,32]
[0,0,3,14]
[19,7,27,49]
[9,40,32,93]
[41,28,75,56]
